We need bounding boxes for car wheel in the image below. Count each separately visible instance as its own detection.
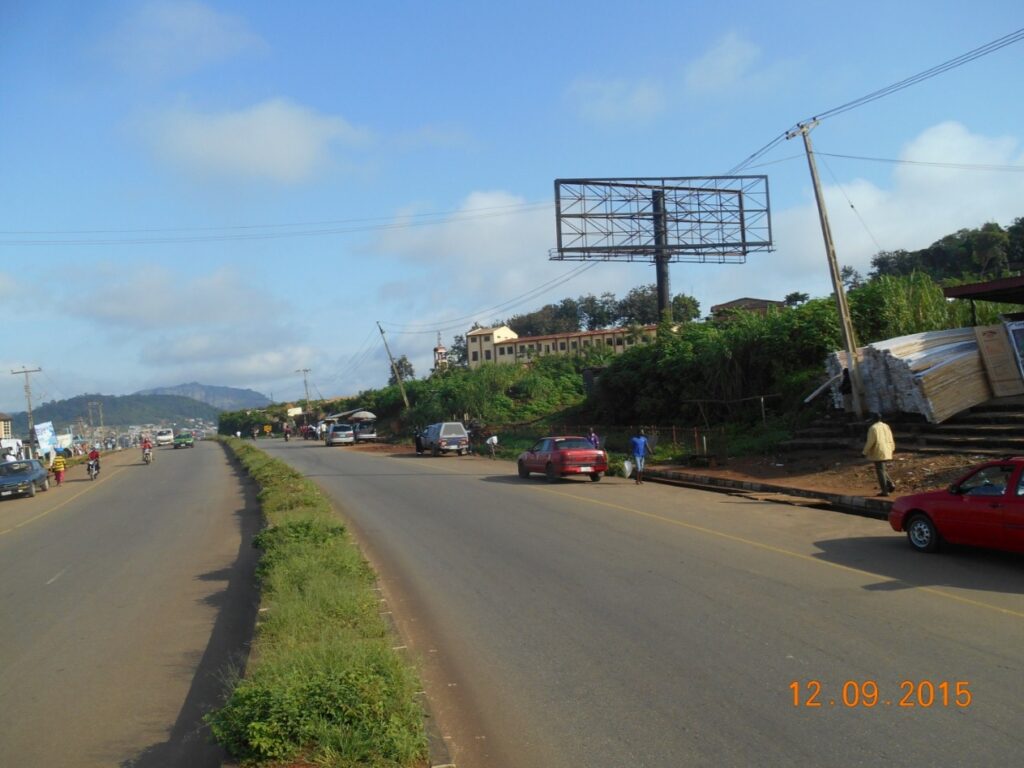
[41,477,50,491]
[545,463,558,482]
[590,472,601,482]
[432,444,440,457]
[28,482,37,498]
[518,461,530,479]
[906,513,940,553]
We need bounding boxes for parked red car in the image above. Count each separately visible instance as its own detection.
[517,436,608,482]
[888,457,1024,554]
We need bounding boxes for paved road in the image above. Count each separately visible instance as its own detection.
[265,439,1024,768]
[0,442,260,767]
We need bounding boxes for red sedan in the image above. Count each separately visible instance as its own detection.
[888,458,1024,554]
[517,436,608,482]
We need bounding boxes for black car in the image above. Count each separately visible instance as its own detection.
[0,459,50,499]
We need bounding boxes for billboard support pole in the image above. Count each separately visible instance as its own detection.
[652,189,672,323]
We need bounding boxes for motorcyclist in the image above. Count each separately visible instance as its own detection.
[141,437,154,463]
[87,445,101,476]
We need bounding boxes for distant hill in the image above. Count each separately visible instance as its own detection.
[134,382,270,411]
[9,394,222,435]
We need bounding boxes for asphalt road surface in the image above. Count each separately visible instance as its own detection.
[265,439,1024,768]
[0,442,260,767]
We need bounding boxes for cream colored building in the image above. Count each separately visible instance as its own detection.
[466,325,656,369]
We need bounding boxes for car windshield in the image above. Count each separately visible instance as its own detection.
[441,424,466,437]
[333,425,352,432]
[553,439,593,450]
[0,462,31,476]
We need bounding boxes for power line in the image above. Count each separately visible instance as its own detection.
[817,151,1024,172]
[728,26,1024,174]
[0,201,552,246]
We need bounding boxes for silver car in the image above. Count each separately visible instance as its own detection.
[325,423,355,446]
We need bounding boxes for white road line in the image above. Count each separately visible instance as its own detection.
[45,567,69,586]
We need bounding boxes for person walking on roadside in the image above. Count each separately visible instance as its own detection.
[587,428,600,449]
[863,412,896,496]
[51,451,67,486]
[485,433,498,459]
[630,428,652,485]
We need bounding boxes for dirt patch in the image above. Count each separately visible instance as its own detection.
[672,450,987,497]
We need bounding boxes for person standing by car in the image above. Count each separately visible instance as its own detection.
[863,412,896,496]
[51,451,67,486]
[630,428,652,485]
[587,428,600,448]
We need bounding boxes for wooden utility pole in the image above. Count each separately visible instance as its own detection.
[11,367,42,436]
[377,322,410,409]
[787,121,865,417]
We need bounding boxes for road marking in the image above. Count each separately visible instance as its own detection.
[0,465,128,536]
[45,566,69,585]
[531,485,1024,621]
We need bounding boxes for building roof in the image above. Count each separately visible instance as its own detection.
[710,297,784,313]
[942,275,1024,304]
[0,413,11,421]
[466,325,516,337]
[495,325,658,345]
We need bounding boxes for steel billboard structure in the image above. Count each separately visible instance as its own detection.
[552,176,773,319]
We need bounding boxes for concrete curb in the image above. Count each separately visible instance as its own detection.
[644,467,893,520]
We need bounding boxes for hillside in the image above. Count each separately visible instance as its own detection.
[134,382,270,410]
[10,393,222,435]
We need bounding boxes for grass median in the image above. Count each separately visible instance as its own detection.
[206,438,428,767]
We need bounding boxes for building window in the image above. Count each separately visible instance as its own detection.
[485,350,492,360]
[471,351,479,362]
[544,344,550,353]
[559,341,566,351]
[571,341,578,349]
[583,340,591,347]
[498,347,505,355]
[606,338,614,346]
[483,335,491,342]
[616,337,624,346]
[520,345,526,353]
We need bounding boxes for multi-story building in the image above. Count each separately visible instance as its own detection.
[466,325,657,369]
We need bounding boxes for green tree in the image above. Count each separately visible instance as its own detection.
[840,265,864,290]
[388,355,415,386]
[577,292,619,330]
[972,222,1009,276]
[448,335,468,367]
[784,291,810,306]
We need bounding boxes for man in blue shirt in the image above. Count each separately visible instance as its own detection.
[630,429,651,485]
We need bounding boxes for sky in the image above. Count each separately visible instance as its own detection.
[2,1,1023,414]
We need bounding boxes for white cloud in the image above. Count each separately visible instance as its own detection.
[0,272,17,301]
[710,122,1024,307]
[567,77,665,124]
[106,0,265,79]
[149,99,371,183]
[684,32,761,93]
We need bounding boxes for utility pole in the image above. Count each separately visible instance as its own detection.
[377,322,410,409]
[787,121,865,417]
[652,189,672,324]
[11,367,42,437]
[296,368,312,424]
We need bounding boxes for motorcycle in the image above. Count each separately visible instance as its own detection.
[143,447,153,465]
[87,459,99,480]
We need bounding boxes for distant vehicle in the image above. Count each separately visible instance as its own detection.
[325,423,355,446]
[417,422,469,456]
[0,459,50,499]
[173,432,195,449]
[155,428,174,446]
[889,457,1024,553]
[517,436,609,482]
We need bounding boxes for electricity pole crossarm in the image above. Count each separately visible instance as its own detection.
[786,121,865,417]
[377,322,410,409]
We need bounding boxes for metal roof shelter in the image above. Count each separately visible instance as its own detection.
[943,276,1024,324]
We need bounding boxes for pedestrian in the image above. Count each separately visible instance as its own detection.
[587,428,600,448]
[51,451,67,486]
[863,412,896,496]
[2,448,16,462]
[630,428,652,485]
[485,433,498,459]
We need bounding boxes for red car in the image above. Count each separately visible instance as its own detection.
[517,436,608,482]
[888,457,1024,554]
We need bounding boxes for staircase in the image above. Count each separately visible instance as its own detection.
[780,396,1024,456]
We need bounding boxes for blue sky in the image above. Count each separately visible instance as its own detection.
[2,1,1023,413]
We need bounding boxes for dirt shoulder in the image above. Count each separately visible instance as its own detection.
[347,440,984,499]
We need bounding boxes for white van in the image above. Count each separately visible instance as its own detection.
[155,428,174,446]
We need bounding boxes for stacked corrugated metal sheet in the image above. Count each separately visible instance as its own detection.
[827,327,993,423]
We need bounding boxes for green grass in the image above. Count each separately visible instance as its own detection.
[205,438,427,767]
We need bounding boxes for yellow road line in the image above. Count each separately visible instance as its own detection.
[531,485,1024,621]
[0,465,128,536]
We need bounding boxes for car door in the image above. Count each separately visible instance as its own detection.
[1004,466,1024,553]
[938,464,1015,547]
[526,439,550,472]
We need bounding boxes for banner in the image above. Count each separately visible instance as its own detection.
[33,421,58,455]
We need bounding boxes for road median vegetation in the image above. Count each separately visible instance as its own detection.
[205,438,427,767]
